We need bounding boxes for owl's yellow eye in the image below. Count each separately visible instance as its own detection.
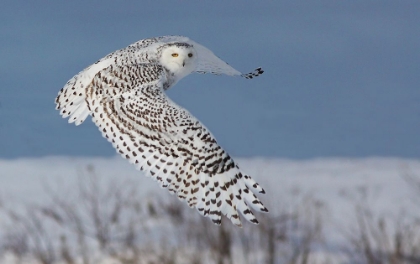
[171,53,179,57]
[188,53,193,58]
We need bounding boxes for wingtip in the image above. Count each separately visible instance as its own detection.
[241,67,264,79]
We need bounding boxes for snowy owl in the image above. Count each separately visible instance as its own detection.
[55,36,267,226]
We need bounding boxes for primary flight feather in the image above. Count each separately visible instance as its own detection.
[55,35,267,226]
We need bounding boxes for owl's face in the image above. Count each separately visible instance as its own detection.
[160,44,197,79]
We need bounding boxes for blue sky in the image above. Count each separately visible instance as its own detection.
[1,1,419,159]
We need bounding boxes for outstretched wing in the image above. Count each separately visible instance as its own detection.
[57,62,268,226]
[187,39,264,79]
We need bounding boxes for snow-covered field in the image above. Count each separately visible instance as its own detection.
[0,156,419,263]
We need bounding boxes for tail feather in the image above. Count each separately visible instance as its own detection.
[55,60,112,125]
[68,106,91,126]
[56,74,90,125]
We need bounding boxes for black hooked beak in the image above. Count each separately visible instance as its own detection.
[182,61,185,67]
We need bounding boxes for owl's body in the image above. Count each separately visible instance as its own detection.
[56,36,267,226]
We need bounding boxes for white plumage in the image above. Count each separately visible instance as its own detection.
[55,35,267,226]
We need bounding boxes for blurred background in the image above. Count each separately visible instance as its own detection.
[1,1,419,159]
[2,2,420,263]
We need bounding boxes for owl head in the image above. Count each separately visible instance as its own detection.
[159,43,197,79]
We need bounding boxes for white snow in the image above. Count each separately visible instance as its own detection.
[0,156,419,263]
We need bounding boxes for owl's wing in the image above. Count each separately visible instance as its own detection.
[58,63,268,226]
[187,39,264,79]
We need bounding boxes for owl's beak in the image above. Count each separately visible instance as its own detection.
[182,61,185,67]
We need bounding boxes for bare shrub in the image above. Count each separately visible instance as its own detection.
[342,170,420,264]
[253,194,325,264]
[2,207,57,264]
[161,192,326,264]
[344,205,420,264]
[0,165,327,264]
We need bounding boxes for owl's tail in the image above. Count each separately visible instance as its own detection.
[55,71,91,126]
[55,60,112,126]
